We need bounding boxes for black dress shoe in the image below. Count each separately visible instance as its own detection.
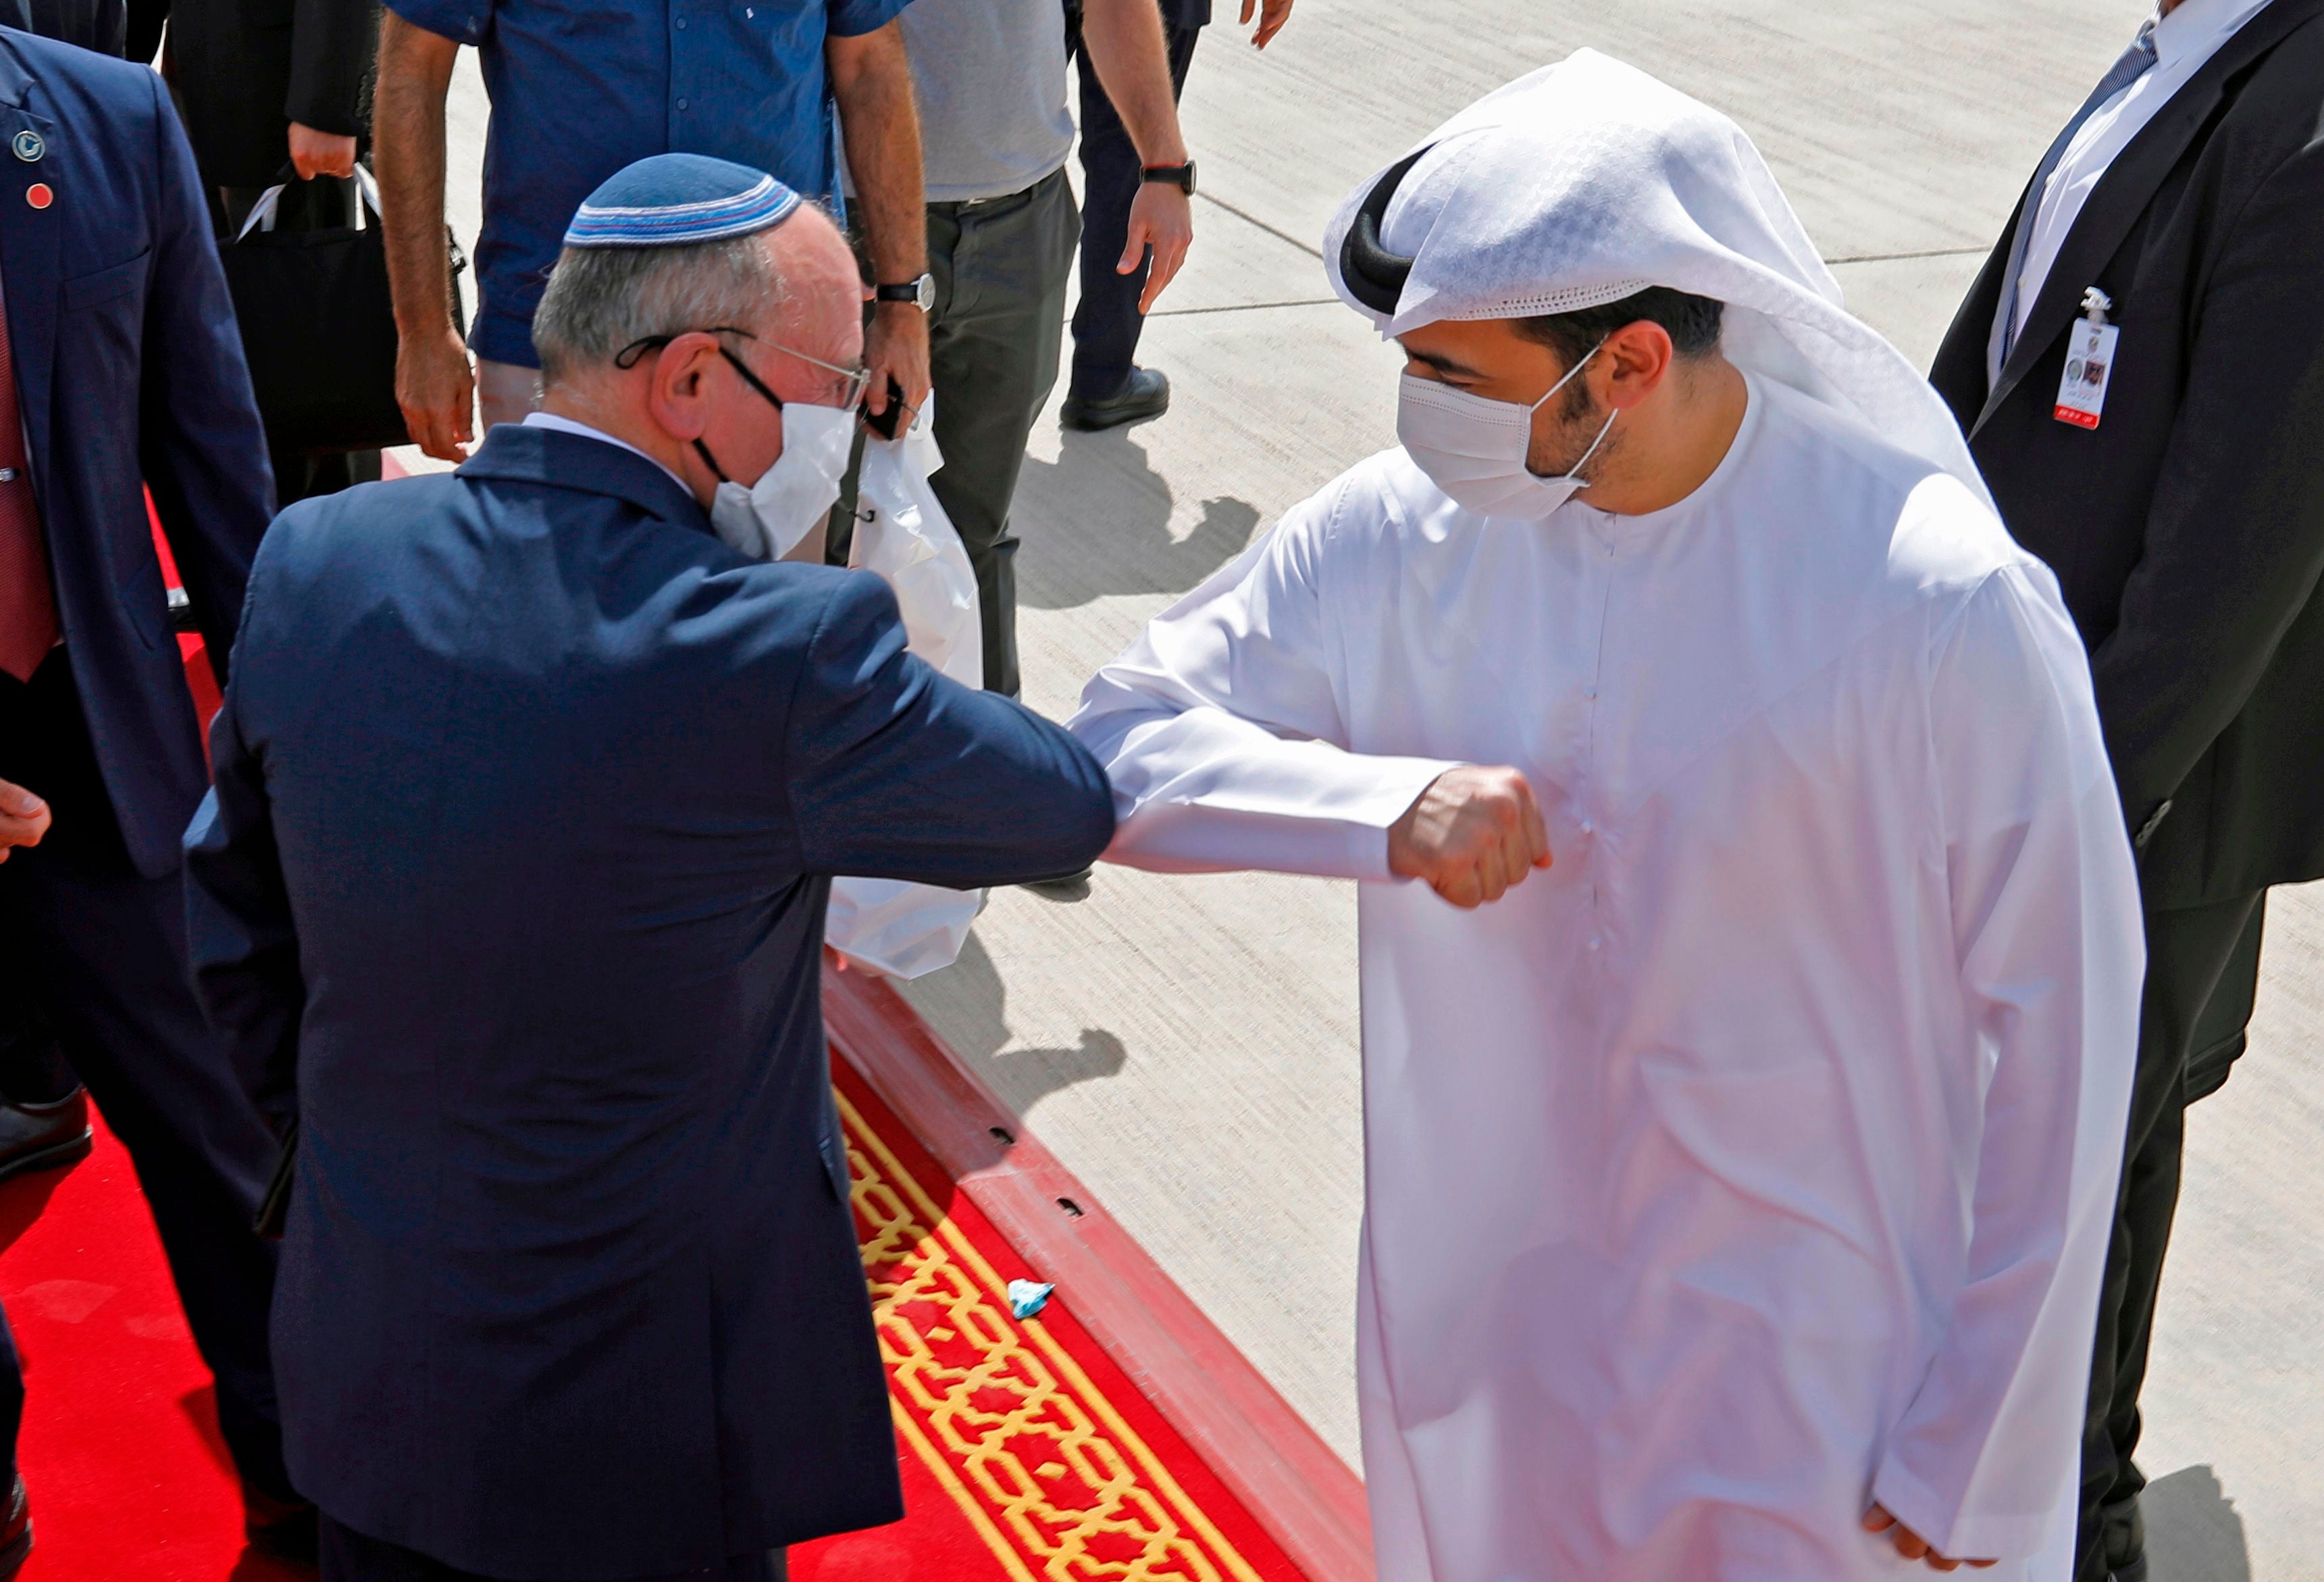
[1061,366,1170,432]
[0,1088,92,1187]
[0,1475,32,1579]
[2112,1557,2149,1582]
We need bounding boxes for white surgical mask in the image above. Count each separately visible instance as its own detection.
[708,401,858,561]
[1396,338,1616,519]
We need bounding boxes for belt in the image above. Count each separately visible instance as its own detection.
[931,169,1062,211]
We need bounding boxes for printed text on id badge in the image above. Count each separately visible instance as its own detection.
[2056,317,2120,430]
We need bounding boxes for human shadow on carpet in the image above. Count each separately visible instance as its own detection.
[0,1167,70,1257]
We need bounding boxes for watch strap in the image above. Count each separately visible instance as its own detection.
[1140,160,1197,196]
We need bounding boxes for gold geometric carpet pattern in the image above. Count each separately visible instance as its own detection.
[842,1090,1272,1582]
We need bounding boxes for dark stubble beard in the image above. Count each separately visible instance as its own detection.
[1522,377,1618,482]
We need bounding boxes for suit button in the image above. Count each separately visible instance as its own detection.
[0,468,15,482]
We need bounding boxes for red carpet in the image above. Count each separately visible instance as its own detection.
[0,1071,1304,1581]
[0,1112,303,1582]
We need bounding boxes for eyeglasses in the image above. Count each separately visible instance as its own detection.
[613,326,871,411]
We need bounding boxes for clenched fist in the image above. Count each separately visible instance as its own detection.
[1387,765,1553,909]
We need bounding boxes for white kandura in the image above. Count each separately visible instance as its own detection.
[1070,374,2142,1581]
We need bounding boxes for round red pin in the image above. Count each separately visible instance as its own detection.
[25,183,51,210]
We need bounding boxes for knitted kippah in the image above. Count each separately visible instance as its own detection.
[563,154,802,249]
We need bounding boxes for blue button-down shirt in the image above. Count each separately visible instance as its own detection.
[388,0,910,369]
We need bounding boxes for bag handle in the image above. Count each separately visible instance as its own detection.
[235,163,384,243]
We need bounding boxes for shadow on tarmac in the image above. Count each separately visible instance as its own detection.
[2142,1464,2251,1582]
[1016,427,1258,611]
[913,934,1129,1115]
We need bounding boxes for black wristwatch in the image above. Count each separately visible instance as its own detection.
[875,272,935,311]
[1140,159,1197,197]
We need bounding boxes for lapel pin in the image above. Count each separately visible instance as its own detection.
[10,131,41,163]
[24,182,51,210]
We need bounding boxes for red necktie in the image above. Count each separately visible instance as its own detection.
[0,299,57,684]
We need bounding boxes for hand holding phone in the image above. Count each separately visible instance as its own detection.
[860,378,911,441]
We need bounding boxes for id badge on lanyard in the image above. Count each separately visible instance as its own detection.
[2055,286,2119,431]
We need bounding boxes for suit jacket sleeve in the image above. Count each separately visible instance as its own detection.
[138,69,276,683]
[2089,131,2324,836]
[787,574,1116,886]
[285,0,378,135]
[183,647,305,1138]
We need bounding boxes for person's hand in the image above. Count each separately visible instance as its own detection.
[1121,182,1193,314]
[0,777,50,863]
[288,122,359,180]
[1862,1505,1998,1572]
[862,302,931,422]
[1387,765,1552,908]
[1238,0,1294,48]
[396,322,477,461]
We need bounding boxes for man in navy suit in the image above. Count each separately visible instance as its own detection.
[184,155,1116,1582]
[0,23,303,1571]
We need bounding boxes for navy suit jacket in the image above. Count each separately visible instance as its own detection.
[0,27,272,875]
[182,425,1116,1577]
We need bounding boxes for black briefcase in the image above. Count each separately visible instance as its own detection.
[221,166,467,456]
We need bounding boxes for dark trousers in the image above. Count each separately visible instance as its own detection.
[830,169,1079,696]
[2075,889,2267,1580]
[1068,20,1202,401]
[272,445,382,508]
[0,651,293,1502]
[0,1304,16,1491]
[0,975,71,1496]
[320,1515,788,1581]
[0,973,70,1494]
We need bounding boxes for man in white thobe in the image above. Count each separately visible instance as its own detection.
[1068,53,2144,1582]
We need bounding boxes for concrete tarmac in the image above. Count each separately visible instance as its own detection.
[413,7,2320,1574]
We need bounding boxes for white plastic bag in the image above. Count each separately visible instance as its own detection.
[823,403,987,979]
[847,411,981,688]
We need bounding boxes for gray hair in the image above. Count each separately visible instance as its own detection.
[532,232,785,386]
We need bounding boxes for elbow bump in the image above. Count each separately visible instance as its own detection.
[1070,781,1120,863]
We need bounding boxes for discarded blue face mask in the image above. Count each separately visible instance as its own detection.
[1006,1279,1055,1320]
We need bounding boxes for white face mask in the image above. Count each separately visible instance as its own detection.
[707,401,858,561]
[1396,338,1616,519]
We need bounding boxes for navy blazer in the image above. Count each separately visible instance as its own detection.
[182,426,1115,1577]
[0,27,272,876]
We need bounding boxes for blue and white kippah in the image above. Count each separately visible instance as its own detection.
[563,153,803,249]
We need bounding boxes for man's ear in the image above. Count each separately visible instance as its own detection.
[1601,321,1677,411]
[647,334,721,442]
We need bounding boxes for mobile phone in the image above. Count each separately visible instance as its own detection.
[860,378,909,441]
